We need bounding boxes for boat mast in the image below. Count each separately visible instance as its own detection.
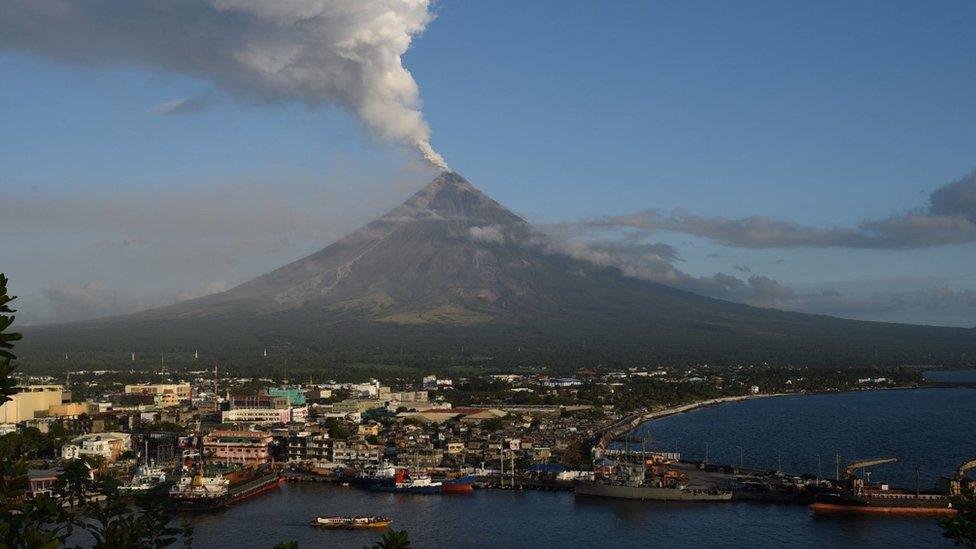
[500,442,504,488]
[915,464,920,498]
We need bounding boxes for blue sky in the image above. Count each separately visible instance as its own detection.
[2,0,975,325]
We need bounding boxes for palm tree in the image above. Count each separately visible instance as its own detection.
[365,529,411,549]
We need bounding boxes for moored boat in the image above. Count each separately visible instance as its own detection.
[574,462,732,502]
[120,462,170,494]
[170,463,283,511]
[371,469,443,494]
[809,457,969,516]
[575,479,733,501]
[440,474,476,493]
[311,516,392,529]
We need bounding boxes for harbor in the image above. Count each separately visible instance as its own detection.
[12,368,976,548]
[177,387,975,548]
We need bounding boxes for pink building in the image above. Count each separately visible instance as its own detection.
[203,430,272,465]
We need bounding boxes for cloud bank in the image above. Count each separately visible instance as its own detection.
[583,171,976,249]
[0,0,448,168]
[539,234,976,325]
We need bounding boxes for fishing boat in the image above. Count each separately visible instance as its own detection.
[311,516,392,529]
[371,469,442,494]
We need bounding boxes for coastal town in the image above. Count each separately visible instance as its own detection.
[4,363,939,506]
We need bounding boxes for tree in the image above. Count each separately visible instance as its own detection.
[364,529,411,549]
[943,489,976,548]
[0,274,22,405]
[0,274,67,547]
[0,274,192,548]
[323,417,350,439]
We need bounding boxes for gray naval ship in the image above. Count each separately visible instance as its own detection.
[575,461,732,502]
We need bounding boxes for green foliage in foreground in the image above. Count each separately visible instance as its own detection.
[364,529,411,549]
[0,275,191,548]
[943,489,976,548]
[0,274,22,406]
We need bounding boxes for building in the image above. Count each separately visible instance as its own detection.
[203,430,273,465]
[357,421,381,437]
[61,432,132,462]
[331,399,384,414]
[124,383,191,407]
[392,391,428,404]
[27,469,61,497]
[398,448,445,469]
[221,406,307,425]
[287,431,330,462]
[287,433,382,467]
[304,386,333,401]
[230,394,289,410]
[541,378,582,388]
[329,439,383,467]
[0,385,64,423]
[422,375,453,389]
[266,387,307,406]
[47,402,97,418]
[446,442,466,455]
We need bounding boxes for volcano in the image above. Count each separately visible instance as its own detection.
[21,172,976,369]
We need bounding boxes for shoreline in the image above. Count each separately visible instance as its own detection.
[605,383,962,444]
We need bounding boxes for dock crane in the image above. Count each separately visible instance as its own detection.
[843,457,898,493]
[944,459,976,496]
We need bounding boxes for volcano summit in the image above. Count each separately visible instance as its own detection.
[22,172,976,369]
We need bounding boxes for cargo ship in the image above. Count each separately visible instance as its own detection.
[371,470,443,494]
[170,463,283,511]
[810,457,974,516]
[440,474,476,493]
[575,462,732,502]
[311,516,392,529]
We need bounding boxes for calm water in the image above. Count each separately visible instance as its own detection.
[632,388,976,489]
[924,369,976,383]
[187,388,975,548]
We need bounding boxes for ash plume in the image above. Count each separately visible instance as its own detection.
[0,0,448,169]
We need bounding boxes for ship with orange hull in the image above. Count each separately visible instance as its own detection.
[810,456,975,517]
[440,475,476,493]
[810,488,955,516]
[810,501,955,516]
[171,464,283,511]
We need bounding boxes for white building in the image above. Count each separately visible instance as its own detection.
[221,406,308,424]
[62,432,132,462]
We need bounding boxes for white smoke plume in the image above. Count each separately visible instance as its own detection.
[0,0,449,169]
